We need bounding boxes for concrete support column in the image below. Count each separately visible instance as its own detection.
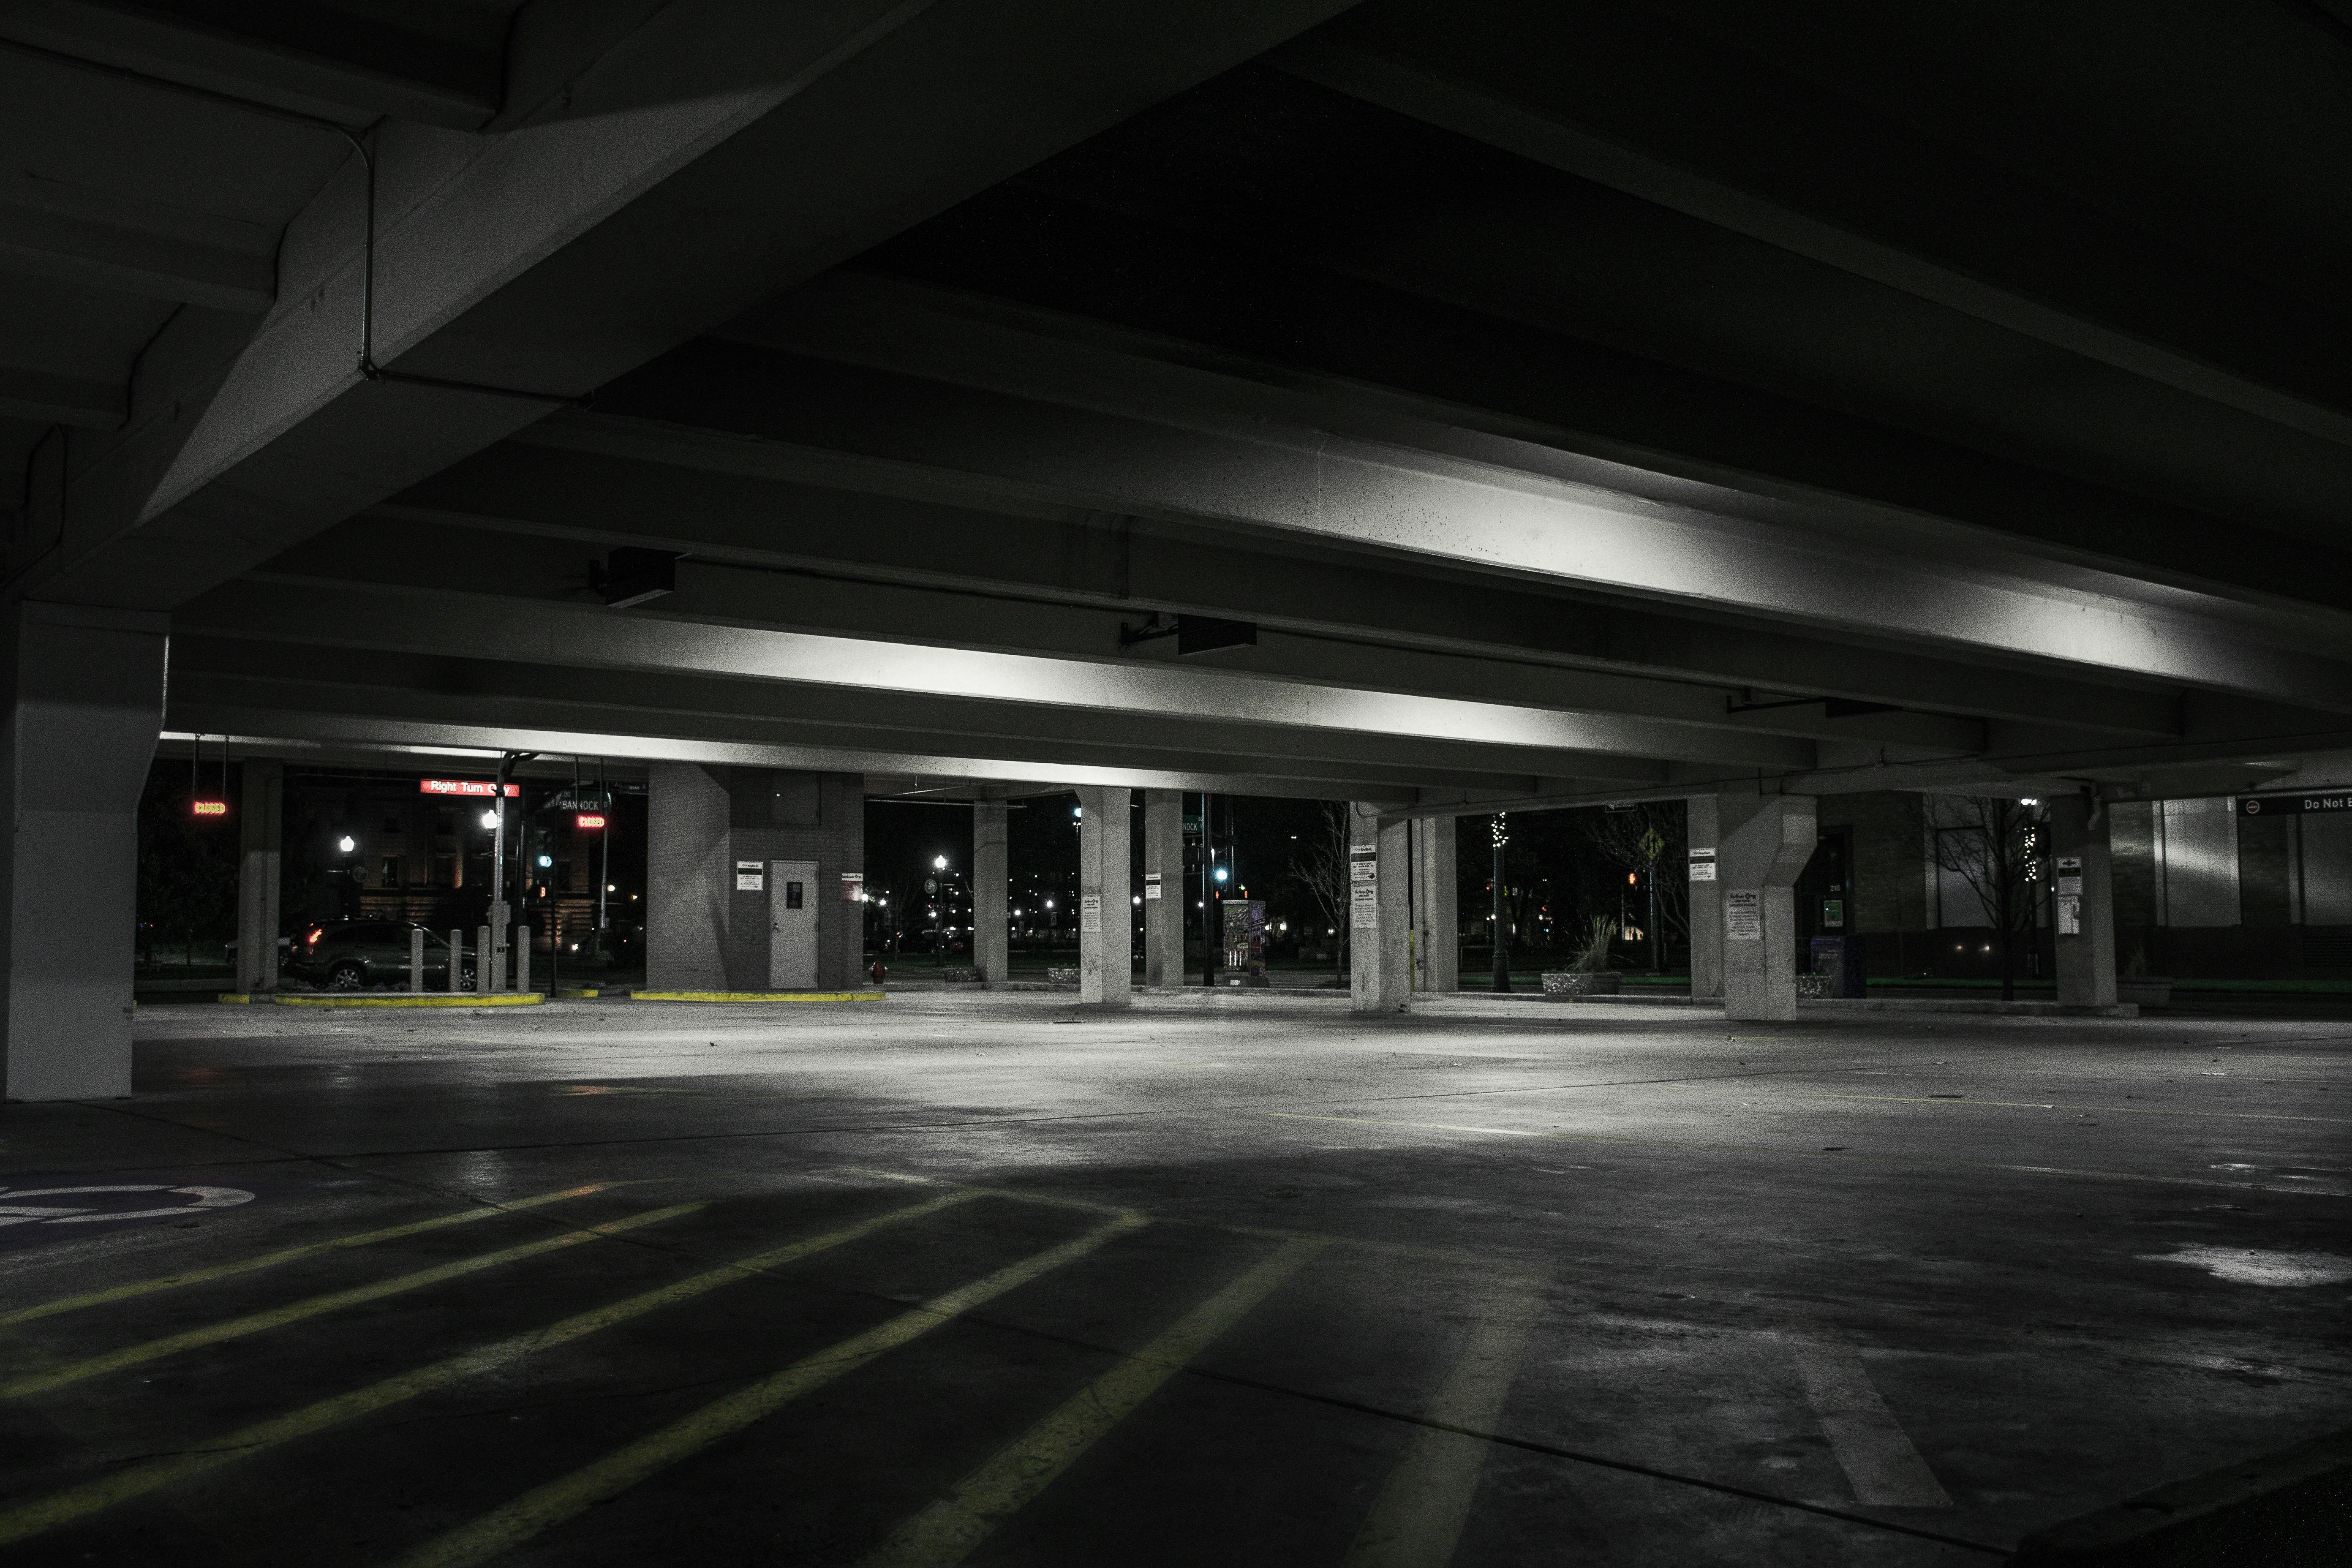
[1076,785,1132,1006]
[236,758,283,994]
[1716,792,1817,1022]
[1686,795,1723,1001]
[1410,816,1458,994]
[972,801,1008,984]
[2050,793,2118,1008]
[1142,789,1185,986]
[1349,803,1410,1013]
[0,605,167,1100]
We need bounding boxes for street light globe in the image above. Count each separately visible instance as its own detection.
[480,810,498,830]
[337,835,356,854]
[1213,866,1228,882]
[933,854,947,870]
[1044,898,1054,909]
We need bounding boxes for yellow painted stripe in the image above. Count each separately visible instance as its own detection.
[395,1213,1149,1568]
[1803,1093,2352,1124]
[216,993,252,1004]
[629,990,884,1003]
[0,1192,975,1549]
[0,1203,700,1401]
[0,1183,616,1330]
[863,1235,1326,1568]
[274,993,544,1008]
[1345,1274,1546,1568]
[1269,1112,2351,1196]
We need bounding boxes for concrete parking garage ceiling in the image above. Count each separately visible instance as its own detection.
[8,0,2352,806]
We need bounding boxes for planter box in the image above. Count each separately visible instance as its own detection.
[1795,972,1834,999]
[939,966,981,984]
[2117,977,2173,1007]
[1045,966,1080,986]
[1541,971,1620,999]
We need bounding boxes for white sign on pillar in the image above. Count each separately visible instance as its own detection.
[1081,894,1102,934]
[1143,873,1162,901]
[1689,847,1717,881]
[1350,846,1379,930]
[1726,889,1763,940]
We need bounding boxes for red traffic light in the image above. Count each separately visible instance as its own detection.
[575,812,607,830]
[191,800,228,818]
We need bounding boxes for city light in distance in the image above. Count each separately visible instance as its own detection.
[336,835,356,854]
[480,811,499,829]
[934,854,948,870]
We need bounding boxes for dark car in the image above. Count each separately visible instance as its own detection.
[286,921,473,991]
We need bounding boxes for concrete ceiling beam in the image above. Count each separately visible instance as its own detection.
[175,577,1754,774]
[378,456,2188,740]
[560,347,2352,713]
[29,0,1357,615]
[0,193,275,311]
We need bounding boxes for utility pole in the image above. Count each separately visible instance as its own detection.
[1491,812,1511,993]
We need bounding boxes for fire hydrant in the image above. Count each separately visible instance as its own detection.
[871,958,886,985]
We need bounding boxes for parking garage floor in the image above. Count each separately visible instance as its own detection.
[2,995,2345,1566]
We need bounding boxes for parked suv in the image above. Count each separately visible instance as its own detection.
[286,922,473,991]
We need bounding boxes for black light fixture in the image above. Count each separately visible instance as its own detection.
[590,548,683,609]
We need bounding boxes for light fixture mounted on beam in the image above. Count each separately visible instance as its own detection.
[1119,612,1257,656]
[590,548,684,609]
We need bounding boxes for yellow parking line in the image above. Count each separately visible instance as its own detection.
[1345,1274,1546,1567]
[0,1203,701,1401]
[0,1183,618,1329]
[0,1192,974,1550]
[863,1236,1326,1568]
[393,1213,1150,1568]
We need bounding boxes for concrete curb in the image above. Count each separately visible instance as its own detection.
[2010,1424,2352,1565]
[1801,998,2139,1018]
[271,993,545,1008]
[629,990,884,1003]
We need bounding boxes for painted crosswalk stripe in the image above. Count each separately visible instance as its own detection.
[863,1236,1328,1568]
[1790,1342,1952,1508]
[0,1192,975,1549]
[392,1212,1151,1568]
[1345,1273,1547,1567]
[0,1202,702,1401]
[0,1182,620,1329]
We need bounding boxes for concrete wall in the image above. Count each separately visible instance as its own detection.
[649,764,863,990]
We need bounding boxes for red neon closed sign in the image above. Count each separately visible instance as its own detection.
[575,813,607,830]
[419,779,520,797]
[191,800,228,818]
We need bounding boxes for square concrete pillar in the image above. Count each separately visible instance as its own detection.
[1076,785,1132,1005]
[647,763,862,991]
[2049,792,2118,1008]
[0,604,167,1100]
[1716,792,1817,1022]
[1142,789,1185,986]
[1687,795,1723,1001]
[237,758,283,994]
[1410,815,1458,993]
[1349,803,1410,1013]
[972,801,1008,984]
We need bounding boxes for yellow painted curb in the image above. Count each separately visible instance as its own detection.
[273,993,546,1008]
[217,993,252,1004]
[555,988,601,999]
[628,991,885,1003]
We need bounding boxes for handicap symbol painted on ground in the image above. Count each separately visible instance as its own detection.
[0,1180,254,1249]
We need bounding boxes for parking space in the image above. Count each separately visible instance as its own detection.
[1,997,2344,1565]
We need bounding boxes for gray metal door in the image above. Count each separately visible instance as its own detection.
[768,859,818,989]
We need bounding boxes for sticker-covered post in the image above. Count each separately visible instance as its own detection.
[1714,791,1817,1022]
[2050,791,2117,1008]
[1350,803,1409,1013]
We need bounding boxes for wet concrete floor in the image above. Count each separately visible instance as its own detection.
[1,994,2345,1565]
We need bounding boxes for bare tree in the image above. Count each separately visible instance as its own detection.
[1930,796,2048,1000]
[1582,802,1688,972]
[1289,802,1352,982]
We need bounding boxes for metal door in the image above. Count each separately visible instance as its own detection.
[768,859,818,989]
